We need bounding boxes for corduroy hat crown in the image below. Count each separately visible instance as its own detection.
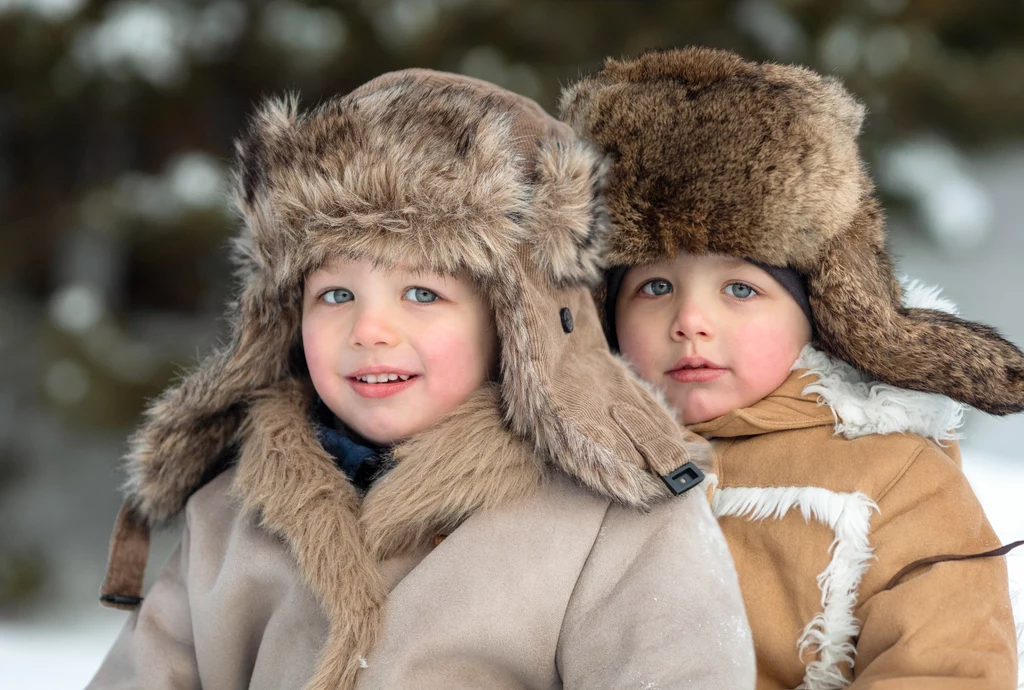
[561,47,1024,415]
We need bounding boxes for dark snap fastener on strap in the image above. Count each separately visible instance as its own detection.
[100,593,144,607]
[661,461,705,496]
[560,307,574,333]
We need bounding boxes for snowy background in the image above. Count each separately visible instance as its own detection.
[2,0,1024,687]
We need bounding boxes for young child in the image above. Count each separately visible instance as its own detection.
[561,48,1023,689]
[87,69,756,689]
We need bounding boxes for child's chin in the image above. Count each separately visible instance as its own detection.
[354,415,441,446]
[678,398,731,425]
[362,428,409,446]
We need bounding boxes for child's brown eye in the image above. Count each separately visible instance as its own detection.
[640,279,673,296]
[725,283,756,299]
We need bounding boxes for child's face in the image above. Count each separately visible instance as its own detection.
[616,252,812,425]
[302,257,497,445]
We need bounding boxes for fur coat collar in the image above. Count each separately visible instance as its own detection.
[105,378,681,690]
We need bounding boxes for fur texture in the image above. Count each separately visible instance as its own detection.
[562,47,1024,415]
[794,344,964,443]
[232,379,385,690]
[794,276,966,443]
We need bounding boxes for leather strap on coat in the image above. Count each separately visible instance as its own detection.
[883,539,1024,591]
[99,502,151,610]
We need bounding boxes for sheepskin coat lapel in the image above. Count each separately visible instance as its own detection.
[227,380,544,688]
[693,347,1016,690]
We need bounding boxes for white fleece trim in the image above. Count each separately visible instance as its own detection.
[899,277,960,315]
[793,345,964,443]
[713,486,878,690]
[792,276,965,443]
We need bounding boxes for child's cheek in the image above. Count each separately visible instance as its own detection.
[617,329,664,383]
[418,328,486,398]
[736,321,802,392]
[300,325,327,378]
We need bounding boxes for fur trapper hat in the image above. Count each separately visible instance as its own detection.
[112,68,706,535]
[560,47,1024,415]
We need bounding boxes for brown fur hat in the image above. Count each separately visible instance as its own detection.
[561,47,1024,415]
[121,68,704,528]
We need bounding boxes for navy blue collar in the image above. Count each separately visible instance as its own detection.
[313,400,389,490]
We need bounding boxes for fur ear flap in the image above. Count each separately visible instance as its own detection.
[492,259,709,509]
[809,203,1024,415]
[123,275,300,525]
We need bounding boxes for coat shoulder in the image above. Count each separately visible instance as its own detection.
[720,424,944,501]
[841,431,960,503]
[183,465,241,527]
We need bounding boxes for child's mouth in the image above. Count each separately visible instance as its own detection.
[354,374,412,383]
[668,367,726,384]
[667,357,727,384]
[348,372,419,398]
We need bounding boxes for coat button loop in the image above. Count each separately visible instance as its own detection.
[560,307,574,333]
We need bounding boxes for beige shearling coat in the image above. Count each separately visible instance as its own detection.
[694,346,1017,690]
[88,383,755,690]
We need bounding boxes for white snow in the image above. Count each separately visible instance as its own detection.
[0,615,124,689]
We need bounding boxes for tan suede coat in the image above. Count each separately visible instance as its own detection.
[693,349,1017,690]
[87,384,755,690]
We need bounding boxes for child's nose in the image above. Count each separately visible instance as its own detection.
[671,298,714,341]
[348,305,399,348]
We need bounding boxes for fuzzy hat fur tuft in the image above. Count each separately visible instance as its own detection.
[561,48,1024,415]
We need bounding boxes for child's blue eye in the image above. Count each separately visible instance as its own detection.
[724,283,756,299]
[322,289,353,304]
[640,279,673,296]
[404,287,439,303]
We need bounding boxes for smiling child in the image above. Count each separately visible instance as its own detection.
[88,69,755,690]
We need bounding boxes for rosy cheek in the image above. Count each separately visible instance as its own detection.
[301,317,342,387]
[419,329,485,393]
[735,322,803,390]
[617,325,660,380]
